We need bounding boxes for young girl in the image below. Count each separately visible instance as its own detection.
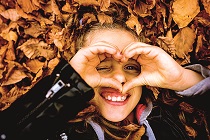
[0,5,210,140]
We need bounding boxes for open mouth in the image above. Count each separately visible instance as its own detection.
[103,94,128,102]
[100,88,130,103]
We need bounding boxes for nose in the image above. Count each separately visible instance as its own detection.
[112,70,126,85]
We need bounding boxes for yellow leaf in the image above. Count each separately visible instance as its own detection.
[6,40,16,61]
[174,27,196,59]
[0,30,18,42]
[97,13,113,24]
[17,0,39,13]
[172,0,200,28]
[126,14,142,35]
[0,9,21,21]
[23,59,45,74]
[99,0,110,11]
[17,39,56,60]
[133,1,152,17]
[24,21,47,38]
[74,0,100,6]
[1,69,28,86]
[201,0,210,15]
[61,1,77,13]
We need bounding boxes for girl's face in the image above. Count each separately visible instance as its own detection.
[88,29,142,122]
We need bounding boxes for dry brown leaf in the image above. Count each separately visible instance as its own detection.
[51,0,63,22]
[172,0,200,28]
[97,13,113,24]
[0,86,30,111]
[0,9,21,21]
[17,39,56,60]
[74,0,100,6]
[194,11,210,27]
[46,25,63,44]
[53,28,66,51]
[1,69,28,86]
[17,0,39,13]
[0,30,18,42]
[201,0,210,15]
[62,1,77,13]
[0,4,5,12]
[23,59,45,74]
[47,57,60,70]
[99,0,110,11]
[42,0,53,13]
[174,27,196,59]
[0,44,7,69]
[126,14,142,35]
[195,35,203,54]
[16,3,53,27]
[133,1,152,17]
[82,13,97,25]
[0,22,18,36]
[15,3,37,20]
[5,40,16,61]
[158,29,176,58]
[24,21,47,38]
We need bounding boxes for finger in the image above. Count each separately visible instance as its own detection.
[99,77,123,92]
[81,45,117,62]
[122,77,146,94]
[122,42,154,58]
[90,41,123,61]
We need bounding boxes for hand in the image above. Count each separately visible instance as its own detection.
[121,42,203,93]
[69,42,123,91]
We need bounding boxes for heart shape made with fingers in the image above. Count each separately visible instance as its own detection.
[93,42,154,94]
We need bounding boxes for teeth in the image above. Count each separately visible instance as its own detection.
[105,95,127,102]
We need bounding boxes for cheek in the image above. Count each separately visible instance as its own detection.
[89,88,99,105]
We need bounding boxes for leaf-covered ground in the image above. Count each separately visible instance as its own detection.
[0,0,209,110]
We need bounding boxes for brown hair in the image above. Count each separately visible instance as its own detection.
[75,22,140,51]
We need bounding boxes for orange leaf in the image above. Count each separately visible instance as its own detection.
[23,59,45,74]
[24,21,47,38]
[1,69,28,86]
[99,0,110,11]
[97,13,113,24]
[74,0,100,6]
[17,0,39,13]
[133,1,152,17]
[174,27,196,59]
[172,0,200,28]
[126,14,142,35]
[0,9,21,21]
[201,0,210,15]
[17,39,56,60]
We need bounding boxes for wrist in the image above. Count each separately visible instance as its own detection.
[175,69,204,91]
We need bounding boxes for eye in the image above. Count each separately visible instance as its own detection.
[96,66,111,72]
[124,64,140,74]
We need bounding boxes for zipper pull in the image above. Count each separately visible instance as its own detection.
[45,80,66,99]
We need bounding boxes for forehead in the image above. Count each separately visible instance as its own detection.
[86,29,138,51]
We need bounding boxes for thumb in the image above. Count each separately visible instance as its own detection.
[122,77,146,94]
[99,77,123,92]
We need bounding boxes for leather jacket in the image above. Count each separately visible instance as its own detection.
[0,59,94,140]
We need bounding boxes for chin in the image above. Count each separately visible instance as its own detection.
[102,114,127,122]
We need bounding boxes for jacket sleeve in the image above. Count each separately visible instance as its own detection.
[0,59,94,140]
[175,64,210,128]
[176,64,210,97]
